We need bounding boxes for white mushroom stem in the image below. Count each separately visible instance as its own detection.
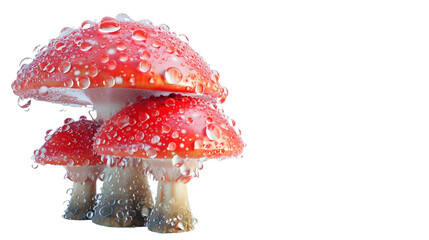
[148,181,195,233]
[92,158,153,227]
[88,93,154,227]
[64,180,96,220]
[62,165,104,220]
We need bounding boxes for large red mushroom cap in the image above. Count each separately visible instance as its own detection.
[35,117,103,166]
[12,14,228,107]
[93,94,243,160]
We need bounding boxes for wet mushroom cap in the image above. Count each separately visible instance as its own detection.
[93,94,244,160]
[12,15,228,106]
[35,118,103,166]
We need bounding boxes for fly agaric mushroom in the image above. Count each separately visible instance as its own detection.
[93,94,244,233]
[34,117,105,220]
[12,14,228,227]
[12,14,228,121]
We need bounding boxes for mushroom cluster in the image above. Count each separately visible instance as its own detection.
[13,14,244,233]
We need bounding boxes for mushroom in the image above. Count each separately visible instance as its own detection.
[34,117,105,220]
[12,14,228,227]
[12,14,228,120]
[93,94,244,233]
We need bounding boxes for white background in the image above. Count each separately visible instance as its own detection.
[1,0,429,239]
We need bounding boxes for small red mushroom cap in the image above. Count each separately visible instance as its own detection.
[93,94,244,160]
[12,15,228,106]
[34,117,103,166]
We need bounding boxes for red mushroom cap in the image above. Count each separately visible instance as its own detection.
[34,117,103,166]
[93,94,243,160]
[12,15,228,106]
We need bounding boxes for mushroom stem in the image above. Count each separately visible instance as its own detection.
[92,161,153,227]
[64,180,96,220]
[148,181,195,233]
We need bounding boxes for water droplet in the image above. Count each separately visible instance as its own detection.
[17,97,31,110]
[140,51,150,60]
[162,124,171,133]
[33,44,43,54]
[107,60,117,70]
[206,124,222,141]
[148,101,157,109]
[19,57,33,68]
[165,98,176,106]
[117,42,126,51]
[64,118,74,124]
[205,117,213,124]
[151,135,160,144]
[101,54,109,63]
[166,46,174,54]
[177,222,185,230]
[178,34,189,43]
[98,17,121,33]
[197,161,204,170]
[103,76,115,87]
[195,83,204,94]
[81,20,95,29]
[99,206,114,217]
[119,53,129,62]
[107,130,117,140]
[151,40,161,48]
[146,148,157,158]
[167,142,176,151]
[59,27,73,37]
[115,115,130,129]
[88,66,98,77]
[180,166,191,176]
[139,112,150,122]
[135,131,145,141]
[138,60,151,72]
[164,67,182,84]
[61,124,70,132]
[31,163,39,169]
[132,29,147,41]
[77,76,90,89]
[44,134,52,141]
[46,64,55,73]
[86,211,94,219]
[64,79,74,88]
[141,207,150,217]
[58,61,71,73]
[83,158,90,166]
[159,24,170,31]
[172,131,179,139]
[80,41,93,51]
[55,42,66,51]
[211,70,220,81]
[116,13,132,22]
[116,211,125,219]
[67,159,74,166]
[172,155,183,168]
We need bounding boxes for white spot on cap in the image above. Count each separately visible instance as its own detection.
[115,76,123,84]
[107,48,116,55]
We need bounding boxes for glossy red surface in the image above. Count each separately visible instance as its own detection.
[94,94,243,160]
[35,118,103,166]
